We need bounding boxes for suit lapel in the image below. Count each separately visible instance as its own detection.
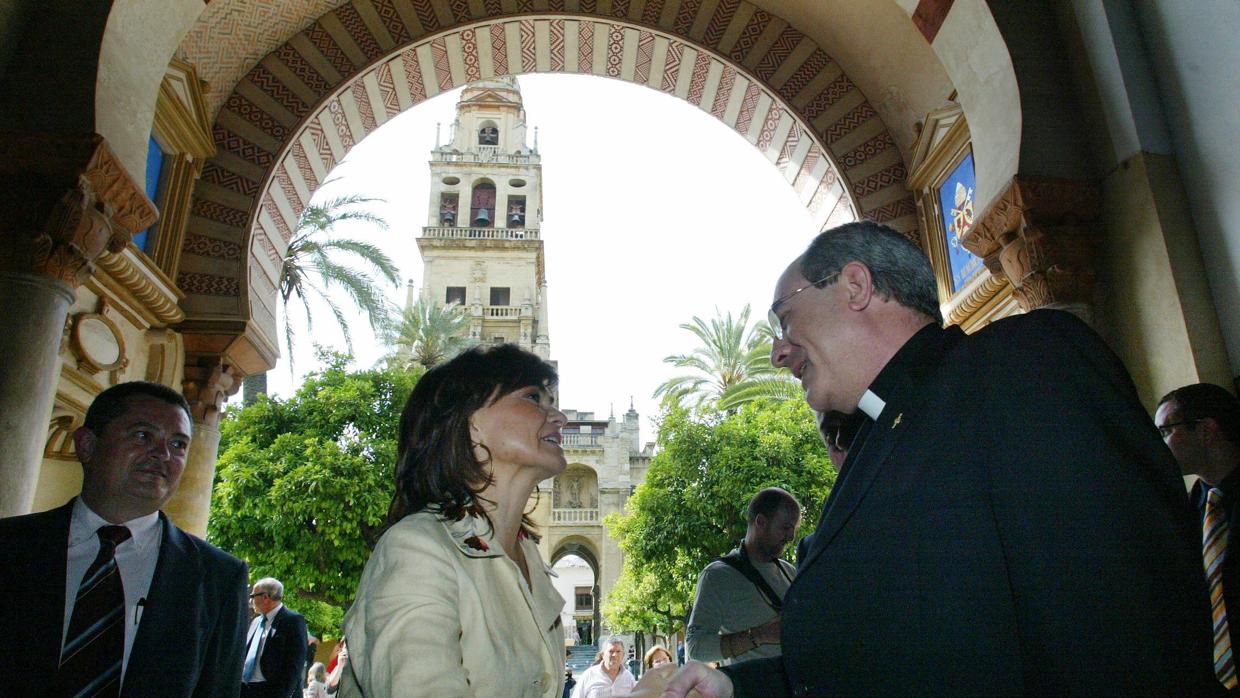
[798,324,960,574]
[35,503,75,677]
[123,514,202,695]
[799,408,908,572]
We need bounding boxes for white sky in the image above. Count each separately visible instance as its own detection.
[266,74,821,443]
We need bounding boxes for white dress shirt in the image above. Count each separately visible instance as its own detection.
[62,497,162,681]
[246,603,284,683]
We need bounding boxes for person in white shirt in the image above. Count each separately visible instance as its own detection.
[572,636,636,698]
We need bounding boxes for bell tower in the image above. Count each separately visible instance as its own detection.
[417,77,550,358]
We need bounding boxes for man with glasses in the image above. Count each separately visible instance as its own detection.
[661,221,1218,696]
[1157,383,1240,688]
[242,577,308,697]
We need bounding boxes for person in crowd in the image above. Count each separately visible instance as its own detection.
[643,646,673,671]
[796,410,864,567]
[0,380,249,696]
[1156,383,1240,688]
[685,488,799,665]
[572,636,636,698]
[340,344,568,697]
[305,662,328,698]
[563,647,577,698]
[243,576,309,697]
[325,640,347,695]
[659,221,1219,696]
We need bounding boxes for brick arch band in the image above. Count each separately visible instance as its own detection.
[183,5,915,364]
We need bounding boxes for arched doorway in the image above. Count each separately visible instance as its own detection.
[552,539,603,647]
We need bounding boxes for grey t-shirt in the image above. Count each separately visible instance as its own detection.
[684,549,796,665]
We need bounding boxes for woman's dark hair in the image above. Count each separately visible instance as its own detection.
[388,343,558,536]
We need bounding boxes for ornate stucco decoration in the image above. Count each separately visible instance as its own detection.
[0,134,157,286]
[95,246,187,326]
[962,176,1101,315]
[182,358,239,428]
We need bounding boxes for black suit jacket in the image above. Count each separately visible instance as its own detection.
[724,310,1221,696]
[251,604,308,698]
[0,500,250,697]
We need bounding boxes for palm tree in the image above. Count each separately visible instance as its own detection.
[279,192,400,365]
[653,305,797,409]
[381,296,474,369]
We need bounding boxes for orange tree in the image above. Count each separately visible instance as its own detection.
[603,399,836,635]
[208,351,420,638]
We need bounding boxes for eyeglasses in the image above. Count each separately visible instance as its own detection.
[249,592,268,599]
[1157,419,1203,438]
[768,272,840,340]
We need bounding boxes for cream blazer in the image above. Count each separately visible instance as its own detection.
[340,510,565,698]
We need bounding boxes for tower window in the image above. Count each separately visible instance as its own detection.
[507,196,526,228]
[479,125,498,145]
[489,287,510,306]
[471,182,496,227]
[438,193,458,226]
[446,287,466,305]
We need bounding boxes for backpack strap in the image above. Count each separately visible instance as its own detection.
[717,544,784,613]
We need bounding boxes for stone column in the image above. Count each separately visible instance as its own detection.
[164,358,238,537]
[962,176,1102,321]
[0,134,155,517]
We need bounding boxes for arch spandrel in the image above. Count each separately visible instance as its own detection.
[178,1,930,367]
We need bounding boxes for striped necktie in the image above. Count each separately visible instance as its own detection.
[54,524,132,698]
[1204,487,1238,689]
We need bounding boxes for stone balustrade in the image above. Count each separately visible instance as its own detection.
[421,226,539,240]
[552,508,600,524]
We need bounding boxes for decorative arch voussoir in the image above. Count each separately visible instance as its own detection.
[182,1,918,369]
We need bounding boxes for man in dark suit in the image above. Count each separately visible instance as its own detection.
[1156,383,1240,688]
[0,380,249,696]
[664,221,1220,696]
[241,577,308,698]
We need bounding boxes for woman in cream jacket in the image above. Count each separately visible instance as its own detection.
[341,344,568,698]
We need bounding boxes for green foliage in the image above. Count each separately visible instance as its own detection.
[603,399,836,633]
[280,191,401,364]
[208,351,420,639]
[381,296,474,369]
[653,305,798,410]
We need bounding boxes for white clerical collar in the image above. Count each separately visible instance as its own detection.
[69,497,162,551]
[857,390,886,421]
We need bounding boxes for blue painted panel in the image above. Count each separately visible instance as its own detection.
[936,151,983,293]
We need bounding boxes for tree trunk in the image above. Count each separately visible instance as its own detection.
[242,372,268,405]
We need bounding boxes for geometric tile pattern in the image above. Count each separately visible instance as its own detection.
[686,50,711,106]
[729,9,771,62]
[549,21,565,73]
[606,25,625,78]
[660,41,683,92]
[181,1,913,328]
[461,28,481,82]
[703,0,740,50]
[184,233,244,261]
[733,81,761,134]
[710,66,736,119]
[634,31,655,84]
[491,23,510,75]
[802,72,854,122]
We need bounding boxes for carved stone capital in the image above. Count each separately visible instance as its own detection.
[0,133,157,287]
[182,357,240,428]
[961,177,1101,313]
